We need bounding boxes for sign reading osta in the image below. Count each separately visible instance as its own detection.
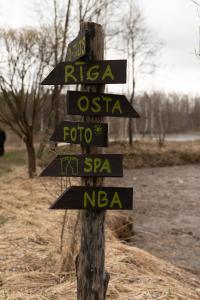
[67,91,140,118]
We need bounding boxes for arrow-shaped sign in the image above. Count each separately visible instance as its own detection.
[50,121,108,147]
[50,186,133,210]
[40,154,123,177]
[67,91,140,118]
[41,60,127,85]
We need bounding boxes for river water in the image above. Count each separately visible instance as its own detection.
[110,133,200,142]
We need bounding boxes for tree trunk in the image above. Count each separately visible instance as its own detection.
[150,98,154,138]
[128,118,133,146]
[76,22,110,300]
[25,136,36,178]
[37,85,61,160]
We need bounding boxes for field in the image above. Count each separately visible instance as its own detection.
[0,140,200,299]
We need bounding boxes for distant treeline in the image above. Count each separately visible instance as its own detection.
[33,91,200,139]
[0,0,198,176]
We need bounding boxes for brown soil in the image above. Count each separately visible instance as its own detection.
[108,164,200,275]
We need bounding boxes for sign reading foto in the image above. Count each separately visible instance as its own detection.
[40,154,123,177]
[50,121,108,147]
[41,60,127,85]
[67,91,140,118]
[50,186,133,210]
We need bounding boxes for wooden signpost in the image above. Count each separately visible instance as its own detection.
[67,91,140,118]
[40,21,140,300]
[41,60,127,85]
[50,121,108,146]
[66,31,89,62]
[40,154,123,177]
[50,186,133,210]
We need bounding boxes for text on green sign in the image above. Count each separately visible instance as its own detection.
[77,95,122,114]
[84,191,122,208]
[63,124,103,144]
[67,36,86,61]
[65,62,114,83]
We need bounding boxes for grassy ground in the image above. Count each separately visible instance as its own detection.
[1,141,200,298]
[0,167,200,299]
[38,139,200,170]
[0,149,26,176]
[1,140,200,176]
[109,139,200,169]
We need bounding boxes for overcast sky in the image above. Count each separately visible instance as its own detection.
[0,0,200,95]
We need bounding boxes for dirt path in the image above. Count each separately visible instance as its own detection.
[108,165,200,274]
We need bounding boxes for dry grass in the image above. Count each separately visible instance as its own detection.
[0,167,200,299]
[109,140,200,168]
[38,140,200,171]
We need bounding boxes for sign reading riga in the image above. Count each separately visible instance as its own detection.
[50,121,108,147]
[50,186,133,210]
[41,60,127,85]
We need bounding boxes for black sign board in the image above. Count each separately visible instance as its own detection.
[41,60,127,85]
[50,121,108,147]
[66,32,89,62]
[40,154,123,177]
[67,91,140,118]
[50,186,133,210]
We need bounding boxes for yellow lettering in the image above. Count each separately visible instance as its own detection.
[91,97,101,113]
[84,191,95,208]
[78,96,89,112]
[102,64,114,81]
[79,37,85,55]
[98,191,108,208]
[78,126,84,141]
[75,61,85,81]
[63,127,69,141]
[67,48,72,61]
[82,37,86,52]
[84,128,92,144]
[100,159,111,173]
[84,158,92,173]
[94,158,101,173]
[70,128,77,141]
[87,65,99,81]
[110,192,122,208]
[102,96,112,112]
[65,65,77,83]
[112,100,122,114]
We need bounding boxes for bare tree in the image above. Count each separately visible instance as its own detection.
[35,0,73,159]
[0,28,50,177]
[123,0,158,145]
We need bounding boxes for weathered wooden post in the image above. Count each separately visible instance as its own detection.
[40,20,138,300]
[76,21,109,300]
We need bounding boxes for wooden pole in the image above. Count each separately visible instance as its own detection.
[76,22,110,300]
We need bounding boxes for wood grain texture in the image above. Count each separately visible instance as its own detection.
[66,31,89,62]
[76,22,109,300]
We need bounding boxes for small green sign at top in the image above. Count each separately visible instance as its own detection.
[66,32,89,62]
